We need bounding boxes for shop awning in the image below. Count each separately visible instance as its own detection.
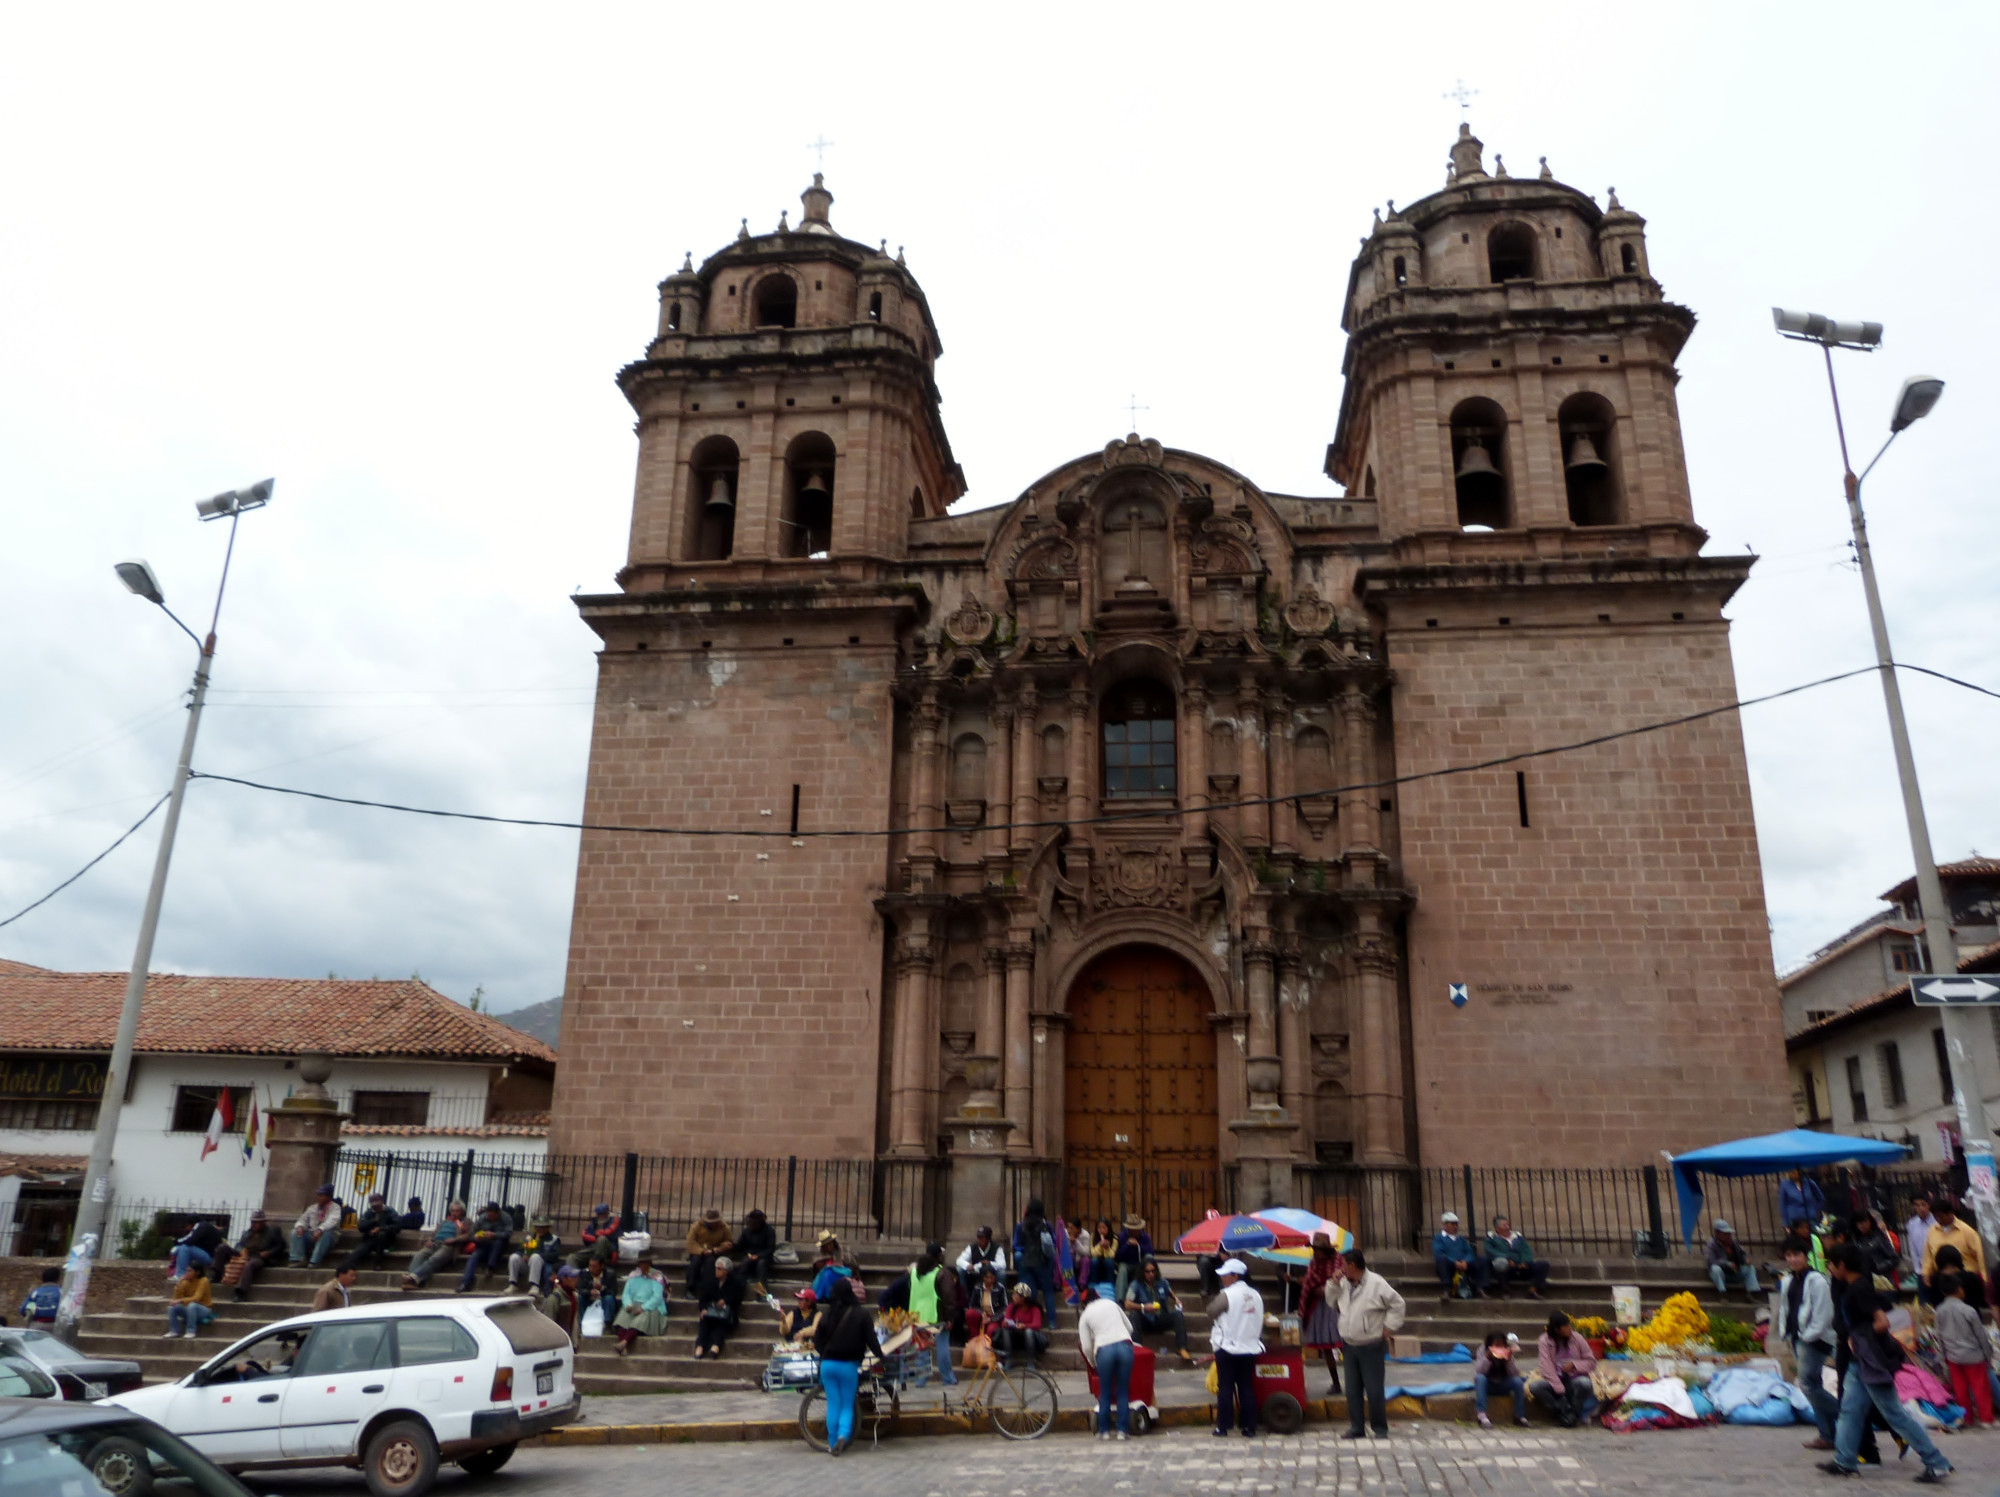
[1670,1128,1909,1244]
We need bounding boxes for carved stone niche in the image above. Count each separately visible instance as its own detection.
[1296,795,1337,837]
[1037,775,1068,801]
[945,799,987,828]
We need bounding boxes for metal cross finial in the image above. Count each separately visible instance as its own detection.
[1444,79,1479,118]
[807,134,835,171]
[1125,394,1150,432]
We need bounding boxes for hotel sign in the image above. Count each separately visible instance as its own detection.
[0,1056,107,1101]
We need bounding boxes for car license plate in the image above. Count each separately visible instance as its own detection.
[83,1382,106,1400]
[535,1370,554,1396]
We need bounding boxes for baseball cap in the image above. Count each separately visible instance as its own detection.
[1219,1257,1248,1276]
[1713,1219,1734,1233]
[1440,1211,1460,1224]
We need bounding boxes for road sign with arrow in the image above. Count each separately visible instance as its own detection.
[1912,975,2000,1006]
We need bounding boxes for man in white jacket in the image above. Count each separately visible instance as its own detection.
[1778,1239,1839,1448]
[1333,1249,1405,1439]
[1208,1258,1265,1437]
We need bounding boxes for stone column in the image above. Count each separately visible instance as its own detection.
[1181,683,1209,844]
[1011,689,1038,852]
[1243,931,1278,1063]
[260,1054,350,1218]
[1030,1014,1052,1159]
[942,1054,1015,1244]
[987,698,1014,862]
[1277,940,1310,1143]
[1237,684,1269,850]
[888,925,937,1157]
[1339,685,1379,858]
[1003,941,1035,1155]
[978,946,1006,1058]
[1266,688,1296,855]
[1065,684,1091,828]
[910,693,943,882]
[1353,905,1407,1165]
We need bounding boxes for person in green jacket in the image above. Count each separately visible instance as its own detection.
[880,1242,959,1387]
[1483,1216,1550,1298]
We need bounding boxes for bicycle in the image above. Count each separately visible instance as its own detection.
[798,1344,1059,1446]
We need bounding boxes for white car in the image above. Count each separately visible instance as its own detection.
[100,1296,577,1496]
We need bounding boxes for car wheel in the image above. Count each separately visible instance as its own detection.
[86,1436,155,1497]
[363,1419,440,1497]
[457,1442,517,1477]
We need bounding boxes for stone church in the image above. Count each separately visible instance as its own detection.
[551,127,1790,1218]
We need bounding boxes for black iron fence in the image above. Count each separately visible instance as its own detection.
[330,1148,557,1227]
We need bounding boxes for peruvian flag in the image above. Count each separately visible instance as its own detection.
[200,1088,235,1161]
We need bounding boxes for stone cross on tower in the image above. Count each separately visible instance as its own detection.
[1443,78,1479,118]
[806,134,835,171]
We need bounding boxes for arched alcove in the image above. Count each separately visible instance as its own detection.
[1449,397,1511,531]
[753,274,797,329]
[781,432,836,557]
[686,435,739,560]
[1558,392,1623,527]
[1488,223,1538,283]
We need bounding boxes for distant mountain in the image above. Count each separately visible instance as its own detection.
[493,995,562,1050]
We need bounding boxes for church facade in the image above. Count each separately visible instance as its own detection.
[551,130,1790,1214]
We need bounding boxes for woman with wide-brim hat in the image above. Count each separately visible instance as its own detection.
[612,1255,670,1357]
[1300,1231,1343,1394]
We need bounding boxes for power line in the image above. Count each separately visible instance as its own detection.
[0,795,170,931]
[186,662,1945,842]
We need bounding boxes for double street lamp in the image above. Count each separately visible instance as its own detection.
[1772,309,1987,1239]
[58,479,272,1341]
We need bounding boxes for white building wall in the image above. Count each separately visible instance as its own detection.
[0,1054,509,1252]
[1792,1004,2000,1161]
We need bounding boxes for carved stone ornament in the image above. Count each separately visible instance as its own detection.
[943,596,995,647]
[1102,434,1166,469]
[1189,515,1261,577]
[1012,534,1079,581]
[1283,583,1336,637]
[1090,843,1188,910]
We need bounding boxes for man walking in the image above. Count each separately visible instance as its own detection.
[1904,1194,1935,1277]
[1334,1248,1405,1440]
[1207,1258,1265,1438]
[1821,1245,1952,1482]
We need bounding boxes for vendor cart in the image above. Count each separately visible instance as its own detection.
[1250,1346,1306,1434]
[1084,1343,1159,1434]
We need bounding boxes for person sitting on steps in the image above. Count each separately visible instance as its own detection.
[1122,1256,1194,1364]
[996,1281,1049,1370]
[1535,1312,1599,1427]
[693,1255,745,1359]
[1482,1216,1550,1299]
[231,1211,289,1301]
[1432,1211,1489,1300]
[454,1202,512,1293]
[733,1209,777,1296]
[1472,1329,1528,1428]
[778,1287,820,1343]
[569,1203,621,1269]
[164,1261,213,1339]
[403,1201,468,1290]
[685,1208,733,1296]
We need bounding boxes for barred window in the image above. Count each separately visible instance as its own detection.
[0,1098,97,1130]
[351,1091,431,1127]
[169,1085,251,1133]
[1102,683,1176,800]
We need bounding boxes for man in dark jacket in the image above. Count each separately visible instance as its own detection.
[734,1209,778,1295]
[1824,1246,1891,1467]
[169,1217,231,1285]
[231,1212,288,1301]
[1822,1245,1952,1480]
[341,1194,408,1271]
[569,1203,621,1269]
[456,1202,513,1292]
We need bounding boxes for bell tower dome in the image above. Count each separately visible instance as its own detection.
[617,176,964,586]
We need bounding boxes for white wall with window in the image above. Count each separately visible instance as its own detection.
[1788,990,2000,1161]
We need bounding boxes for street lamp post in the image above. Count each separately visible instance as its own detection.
[1773,308,1990,1245]
[56,480,272,1343]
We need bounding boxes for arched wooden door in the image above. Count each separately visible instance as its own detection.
[1063,948,1219,1233]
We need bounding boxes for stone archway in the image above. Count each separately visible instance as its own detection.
[1062,946,1221,1235]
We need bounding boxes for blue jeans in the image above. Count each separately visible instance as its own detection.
[1094,1340,1133,1434]
[1707,1262,1761,1295]
[1475,1371,1525,1420]
[932,1326,956,1386]
[1792,1339,1838,1441]
[1834,1369,1950,1475]
[821,1358,860,1446]
[170,1245,212,1278]
[167,1303,212,1335]
[291,1227,335,1266]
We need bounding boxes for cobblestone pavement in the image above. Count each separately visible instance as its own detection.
[255,1421,2000,1494]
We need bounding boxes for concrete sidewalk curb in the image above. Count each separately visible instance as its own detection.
[534,1392,1494,1447]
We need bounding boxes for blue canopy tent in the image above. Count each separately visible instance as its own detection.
[1670,1128,1910,1245]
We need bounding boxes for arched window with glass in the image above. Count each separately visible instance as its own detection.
[1102,682,1177,800]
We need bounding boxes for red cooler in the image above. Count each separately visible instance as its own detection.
[1086,1342,1158,1431]
[1250,1347,1307,1433]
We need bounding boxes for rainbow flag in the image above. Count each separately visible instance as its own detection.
[242,1094,260,1164]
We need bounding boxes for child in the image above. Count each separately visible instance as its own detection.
[17,1266,61,1326]
[166,1262,214,1339]
[1472,1328,1528,1428]
[1934,1272,1994,1427]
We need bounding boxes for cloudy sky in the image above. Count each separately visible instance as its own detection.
[3,2,1996,1013]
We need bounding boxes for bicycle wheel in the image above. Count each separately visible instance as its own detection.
[798,1388,830,1451]
[987,1367,1059,1440]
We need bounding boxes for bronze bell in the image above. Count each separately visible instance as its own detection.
[1565,432,1609,474]
[1455,443,1499,480]
[799,469,830,500]
[702,474,734,514]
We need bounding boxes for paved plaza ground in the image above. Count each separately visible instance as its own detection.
[254,1420,2000,1495]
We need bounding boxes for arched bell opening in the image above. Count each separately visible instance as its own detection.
[1449,397,1511,531]
[1488,222,1538,283]
[753,274,797,329]
[780,432,836,558]
[1558,392,1623,527]
[686,435,740,561]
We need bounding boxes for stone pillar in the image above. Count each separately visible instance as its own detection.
[1182,683,1209,845]
[1353,905,1407,1165]
[978,946,1006,1058]
[1277,940,1310,1144]
[942,1055,1015,1244]
[889,924,937,1157]
[1002,941,1035,1155]
[1011,689,1037,852]
[260,1054,349,1218]
[1065,684,1091,829]
[1243,932,1278,1062]
[1237,684,1269,849]
[1266,688,1297,855]
[1339,685,1379,859]
[910,693,943,882]
[987,698,1014,862]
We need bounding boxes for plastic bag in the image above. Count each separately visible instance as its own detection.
[1204,1359,1220,1395]
[580,1303,606,1338]
[963,1331,997,1370]
[617,1231,651,1263]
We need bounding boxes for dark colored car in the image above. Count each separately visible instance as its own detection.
[0,1357,57,1399]
[0,1394,256,1495]
[0,1327,143,1400]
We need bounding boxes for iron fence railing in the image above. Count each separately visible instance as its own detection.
[330,1148,556,1227]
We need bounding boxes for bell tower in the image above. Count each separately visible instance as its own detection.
[1325,127,1789,1167]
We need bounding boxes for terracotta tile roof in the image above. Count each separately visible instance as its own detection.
[0,973,556,1065]
[341,1122,549,1139]
[1878,856,2000,905]
[1787,940,2000,1048]
[0,1154,87,1180]
[0,959,49,976]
